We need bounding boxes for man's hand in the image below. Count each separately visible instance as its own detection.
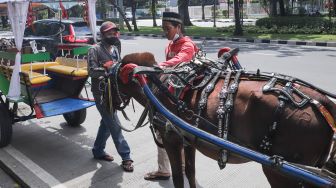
[103,61,114,69]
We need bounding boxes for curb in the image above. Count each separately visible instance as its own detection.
[0,149,48,188]
[121,33,336,48]
[0,160,29,188]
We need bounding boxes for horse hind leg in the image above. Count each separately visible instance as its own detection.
[184,145,196,188]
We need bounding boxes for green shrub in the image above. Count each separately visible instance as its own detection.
[255,17,336,34]
[218,24,336,34]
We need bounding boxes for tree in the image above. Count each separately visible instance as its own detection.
[131,0,139,31]
[178,0,193,26]
[97,0,107,19]
[151,0,158,27]
[202,0,206,20]
[333,0,336,16]
[109,0,133,31]
[233,0,242,35]
[278,0,285,16]
[270,0,278,16]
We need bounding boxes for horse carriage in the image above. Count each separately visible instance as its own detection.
[0,0,99,147]
[0,45,95,147]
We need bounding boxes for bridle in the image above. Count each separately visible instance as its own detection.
[109,61,131,111]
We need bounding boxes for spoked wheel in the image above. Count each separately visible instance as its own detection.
[0,102,12,147]
[63,108,87,127]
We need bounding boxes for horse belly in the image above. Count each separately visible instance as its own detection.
[182,130,250,164]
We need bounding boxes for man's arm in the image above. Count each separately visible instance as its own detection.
[159,42,196,67]
[87,47,105,79]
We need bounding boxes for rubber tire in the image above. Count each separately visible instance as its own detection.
[63,108,87,127]
[0,103,12,148]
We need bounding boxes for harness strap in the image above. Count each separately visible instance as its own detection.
[218,70,242,169]
[149,124,164,148]
[311,100,336,132]
[195,71,221,127]
[217,71,232,170]
[217,71,232,138]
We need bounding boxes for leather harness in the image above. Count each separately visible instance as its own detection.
[132,51,336,170]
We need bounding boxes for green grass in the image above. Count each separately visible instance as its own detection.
[123,26,336,42]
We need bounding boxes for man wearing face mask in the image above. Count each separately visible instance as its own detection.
[159,12,198,68]
[87,21,134,172]
[144,12,198,181]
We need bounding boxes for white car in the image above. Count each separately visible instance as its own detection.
[125,12,132,20]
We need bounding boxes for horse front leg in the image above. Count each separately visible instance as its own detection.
[184,145,196,188]
[162,129,184,188]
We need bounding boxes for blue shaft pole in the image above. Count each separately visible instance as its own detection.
[140,81,335,188]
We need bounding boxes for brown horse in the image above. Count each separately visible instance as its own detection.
[116,52,336,188]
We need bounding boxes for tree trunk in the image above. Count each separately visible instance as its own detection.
[202,0,205,20]
[333,0,336,16]
[152,0,157,27]
[109,0,133,31]
[279,0,285,16]
[270,0,277,16]
[228,0,230,18]
[131,0,138,31]
[100,0,106,19]
[233,0,243,35]
[178,0,193,26]
[213,0,216,27]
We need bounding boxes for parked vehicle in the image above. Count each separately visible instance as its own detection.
[22,18,102,58]
[125,11,132,20]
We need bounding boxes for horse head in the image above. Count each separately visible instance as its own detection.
[116,52,158,107]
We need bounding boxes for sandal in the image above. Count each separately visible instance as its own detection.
[144,171,170,181]
[121,160,134,172]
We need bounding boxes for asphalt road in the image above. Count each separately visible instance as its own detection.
[0,37,335,188]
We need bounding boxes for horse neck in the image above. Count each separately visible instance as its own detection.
[120,81,148,107]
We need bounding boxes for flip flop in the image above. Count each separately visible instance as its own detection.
[121,160,134,172]
[144,171,170,181]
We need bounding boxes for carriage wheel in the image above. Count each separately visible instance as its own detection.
[63,108,87,127]
[0,102,12,148]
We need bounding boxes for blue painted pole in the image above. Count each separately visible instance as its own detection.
[137,75,335,188]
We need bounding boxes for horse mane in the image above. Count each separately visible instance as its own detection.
[121,52,157,67]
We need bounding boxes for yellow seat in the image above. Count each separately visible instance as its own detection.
[21,62,59,71]
[55,57,87,69]
[21,70,51,85]
[46,65,88,77]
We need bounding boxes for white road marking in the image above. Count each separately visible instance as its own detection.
[4,145,66,188]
